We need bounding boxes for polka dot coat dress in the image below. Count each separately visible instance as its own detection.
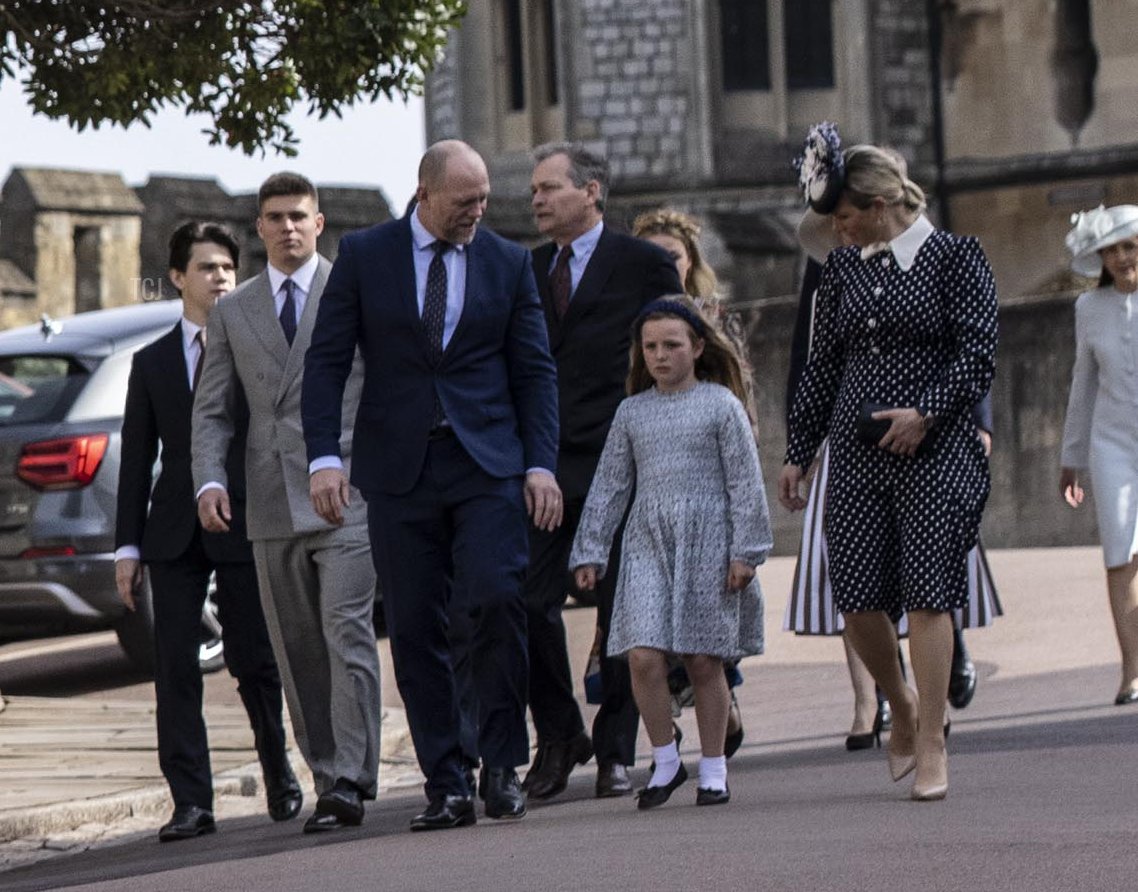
[785,225,998,620]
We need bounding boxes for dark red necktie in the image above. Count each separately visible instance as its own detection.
[192,329,205,391]
[551,245,573,319]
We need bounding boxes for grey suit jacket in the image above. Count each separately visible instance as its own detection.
[192,256,367,540]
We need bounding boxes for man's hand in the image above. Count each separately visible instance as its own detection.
[115,559,142,611]
[525,470,563,531]
[727,560,755,592]
[778,464,807,511]
[198,488,232,533]
[574,565,599,591]
[874,407,927,457]
[311,468,351,526]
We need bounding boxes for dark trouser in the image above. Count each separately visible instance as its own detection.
[365,434,530,799]
[525,480,639,767]
[149,533,287,810]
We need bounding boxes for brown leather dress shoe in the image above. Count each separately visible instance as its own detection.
[525,732,594,800]
[595,762,633,798]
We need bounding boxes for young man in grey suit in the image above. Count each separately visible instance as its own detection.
[192,173,382,834]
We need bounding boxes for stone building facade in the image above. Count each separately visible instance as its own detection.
[0,169,391,320]
[424,0,1137,551]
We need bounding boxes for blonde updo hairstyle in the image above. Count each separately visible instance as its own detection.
[842,145,927,215]
[632,208,718,300]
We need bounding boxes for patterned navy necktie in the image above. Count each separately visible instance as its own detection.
[423,241,450,363]
[551,245,573,319]
[279,278,297,346]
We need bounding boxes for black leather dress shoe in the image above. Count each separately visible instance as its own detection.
[696,785,730,806]
[948,660,978,709]
[410,795,476,831]
[266,770,303,822]
[483,767,527,819]
[596,762,633,798]
[158,805,216,842]
[303,780,364,833]
[636,762,688,810]
[524,733,594,800]
[1114,688,1138,706]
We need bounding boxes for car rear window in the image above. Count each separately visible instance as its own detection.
[0,355,91,425]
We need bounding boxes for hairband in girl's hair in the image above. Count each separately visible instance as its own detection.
[634,299,707,339]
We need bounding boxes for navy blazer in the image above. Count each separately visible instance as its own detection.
[116,324,251,563]
[303,217,559,496]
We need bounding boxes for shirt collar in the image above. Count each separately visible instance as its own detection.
[266,252,320,297]
[180,316,205,350]
[866,214,933,271]
[411,206,467,253]
[560,219,604,258]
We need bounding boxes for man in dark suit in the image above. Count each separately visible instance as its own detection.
[115,222,301,842]
[523,142,683,800]
[303,140,561,831]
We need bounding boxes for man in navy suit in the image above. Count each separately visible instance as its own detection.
[303,140,562,831]
[115,222,300,842]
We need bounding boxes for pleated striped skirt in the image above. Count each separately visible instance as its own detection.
[783,441,1003,636]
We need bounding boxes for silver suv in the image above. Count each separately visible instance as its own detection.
[0,302,224,673]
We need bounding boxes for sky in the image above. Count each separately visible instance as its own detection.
[0,78,426,212]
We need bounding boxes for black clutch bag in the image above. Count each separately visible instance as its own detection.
[855,402,936,456]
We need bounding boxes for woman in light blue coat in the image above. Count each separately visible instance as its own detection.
[1060,204,1138,706]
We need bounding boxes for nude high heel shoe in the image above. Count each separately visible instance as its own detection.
[911,745,948,801]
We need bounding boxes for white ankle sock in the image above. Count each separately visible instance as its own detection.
[649,741,680,788]
[699,755,727,791]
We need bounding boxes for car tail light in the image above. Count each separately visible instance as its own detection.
[19,545,77,558]
[17,434,110,490]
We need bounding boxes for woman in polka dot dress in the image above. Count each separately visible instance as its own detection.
[779,140,998,802]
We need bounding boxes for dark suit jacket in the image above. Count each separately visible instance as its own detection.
[303,218,559,495]
[116,324,251,563]
[533,225,683,496]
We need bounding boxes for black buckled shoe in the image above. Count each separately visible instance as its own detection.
[696,785,730,806]
[636,762,688,810]
[158,805,216,842]
[410,795,476,831]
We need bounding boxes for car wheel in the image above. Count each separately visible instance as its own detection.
[113,571,226,675]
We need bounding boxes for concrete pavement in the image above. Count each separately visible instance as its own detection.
[1,546,1136,883]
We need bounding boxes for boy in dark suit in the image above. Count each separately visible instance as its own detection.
[115,222,300,842]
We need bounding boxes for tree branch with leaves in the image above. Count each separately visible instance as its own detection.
[0,1,467,156]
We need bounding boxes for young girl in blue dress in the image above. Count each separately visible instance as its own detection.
[569,296,772,808]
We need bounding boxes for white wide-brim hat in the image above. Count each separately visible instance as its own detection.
[1066,204,1138,278]
[796,208,840,264]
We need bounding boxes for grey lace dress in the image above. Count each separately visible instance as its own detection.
[569,382,772,660]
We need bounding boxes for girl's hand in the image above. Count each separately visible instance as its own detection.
[1060,467,1084,508]
[874,407,927,457]
[778,464,807,511]
[727,560,755,592]
[574,565,599,591]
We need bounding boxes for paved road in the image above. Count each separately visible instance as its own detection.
[3,548,1138,891]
